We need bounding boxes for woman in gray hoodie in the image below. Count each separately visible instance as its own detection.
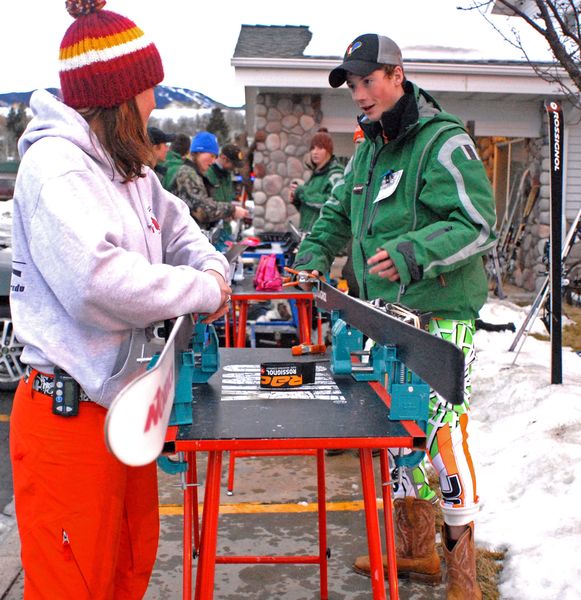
[9,2,230,598]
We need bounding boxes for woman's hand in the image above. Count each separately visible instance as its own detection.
[204,269,232,312]
[202,302,231,324]
[367,248,400,282]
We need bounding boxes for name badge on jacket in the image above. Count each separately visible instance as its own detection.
[374,169,403,203]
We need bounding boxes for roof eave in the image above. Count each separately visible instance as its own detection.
[231,56,563,78]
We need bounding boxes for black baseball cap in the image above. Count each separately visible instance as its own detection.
[221,143,244,168]
[329,34,403,88]
[147,127,176,145]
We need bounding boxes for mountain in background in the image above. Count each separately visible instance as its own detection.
[0,85,241,110]
[154,86,234,109]
[0,89,60,107]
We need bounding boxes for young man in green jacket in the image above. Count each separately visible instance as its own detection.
[206,143,245,204]
[294,33,496,599]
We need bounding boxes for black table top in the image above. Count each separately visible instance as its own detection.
[175,349,425,451]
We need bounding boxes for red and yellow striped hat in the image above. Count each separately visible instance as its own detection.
[59,0,164,109]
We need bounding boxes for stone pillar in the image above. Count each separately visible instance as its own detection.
[515,139,547,293]
[252,93,322,232]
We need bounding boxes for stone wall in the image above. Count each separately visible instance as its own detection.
[251,93,322,231]
[522,139,581,293]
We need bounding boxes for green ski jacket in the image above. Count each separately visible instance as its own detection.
[206,162,236,204]
[295,83,497,320]
[161,150,185,192]
[294,156,344,232]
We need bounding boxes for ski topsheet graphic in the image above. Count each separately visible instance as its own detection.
[105,315,193,466]
[313,280,466,405]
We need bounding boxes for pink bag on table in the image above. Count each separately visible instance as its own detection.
[253,254,283,291]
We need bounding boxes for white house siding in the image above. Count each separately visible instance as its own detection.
[565,118,581,222]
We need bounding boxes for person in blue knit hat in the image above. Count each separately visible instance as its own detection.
[172,131,248,230]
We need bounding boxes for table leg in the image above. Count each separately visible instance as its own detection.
[380,450,399,599]
[183,452,195,600]
[231,301,238,345]
[359,448,388,600]
[194,451,223,600]
[296,300,311,344]
[316,449,328,600]
[224,309,231,348]
[235,301,248,348]
[317,310,323,345]
[191,453,200,551]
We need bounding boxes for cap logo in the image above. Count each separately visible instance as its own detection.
[346,41,362,56]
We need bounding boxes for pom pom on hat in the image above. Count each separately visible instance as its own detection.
[59,0,164,108]
[65,0,107,18]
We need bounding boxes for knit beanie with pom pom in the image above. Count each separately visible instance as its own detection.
[59,0,164,108]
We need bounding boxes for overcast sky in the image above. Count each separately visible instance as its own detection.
[1,0,552,106]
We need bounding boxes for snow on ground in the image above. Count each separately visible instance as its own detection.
[471,297,581,600]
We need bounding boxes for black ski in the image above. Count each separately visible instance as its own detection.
[545,100,564,383]
[313,280,465,405]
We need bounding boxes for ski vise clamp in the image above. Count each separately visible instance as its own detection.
[330,312,389,381]
[329,310,429,468]
[157,320,219,476]
[171,320,220,427]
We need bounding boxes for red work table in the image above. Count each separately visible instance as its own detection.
[164,348,426,600]
[228,277,315,347]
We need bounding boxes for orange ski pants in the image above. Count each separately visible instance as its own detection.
[9,372,159,600]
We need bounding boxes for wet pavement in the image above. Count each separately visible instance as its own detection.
[1,450,448,599]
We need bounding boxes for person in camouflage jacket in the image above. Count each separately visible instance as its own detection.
[172,132,247,228]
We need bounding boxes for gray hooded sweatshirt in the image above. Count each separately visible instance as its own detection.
[11,90,229,408]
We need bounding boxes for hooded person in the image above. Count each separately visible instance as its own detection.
[9,1,231,597]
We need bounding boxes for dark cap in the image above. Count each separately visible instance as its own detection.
[329,34,403,88]
[221,143,244,167]
[147,127,176,145]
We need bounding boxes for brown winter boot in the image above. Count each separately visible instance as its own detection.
[353,497,442,584]
[442,522,482,600]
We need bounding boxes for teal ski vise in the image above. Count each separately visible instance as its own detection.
[156,319,220,475]
[329,311,429,469]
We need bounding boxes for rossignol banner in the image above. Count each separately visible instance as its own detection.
[544,100,564,384]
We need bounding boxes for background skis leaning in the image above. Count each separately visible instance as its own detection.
[487,167,540,297]
[509,207,581,357]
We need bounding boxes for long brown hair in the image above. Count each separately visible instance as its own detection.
[79,98,154,183]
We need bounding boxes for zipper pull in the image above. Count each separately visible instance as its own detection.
[62,529,72,561]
